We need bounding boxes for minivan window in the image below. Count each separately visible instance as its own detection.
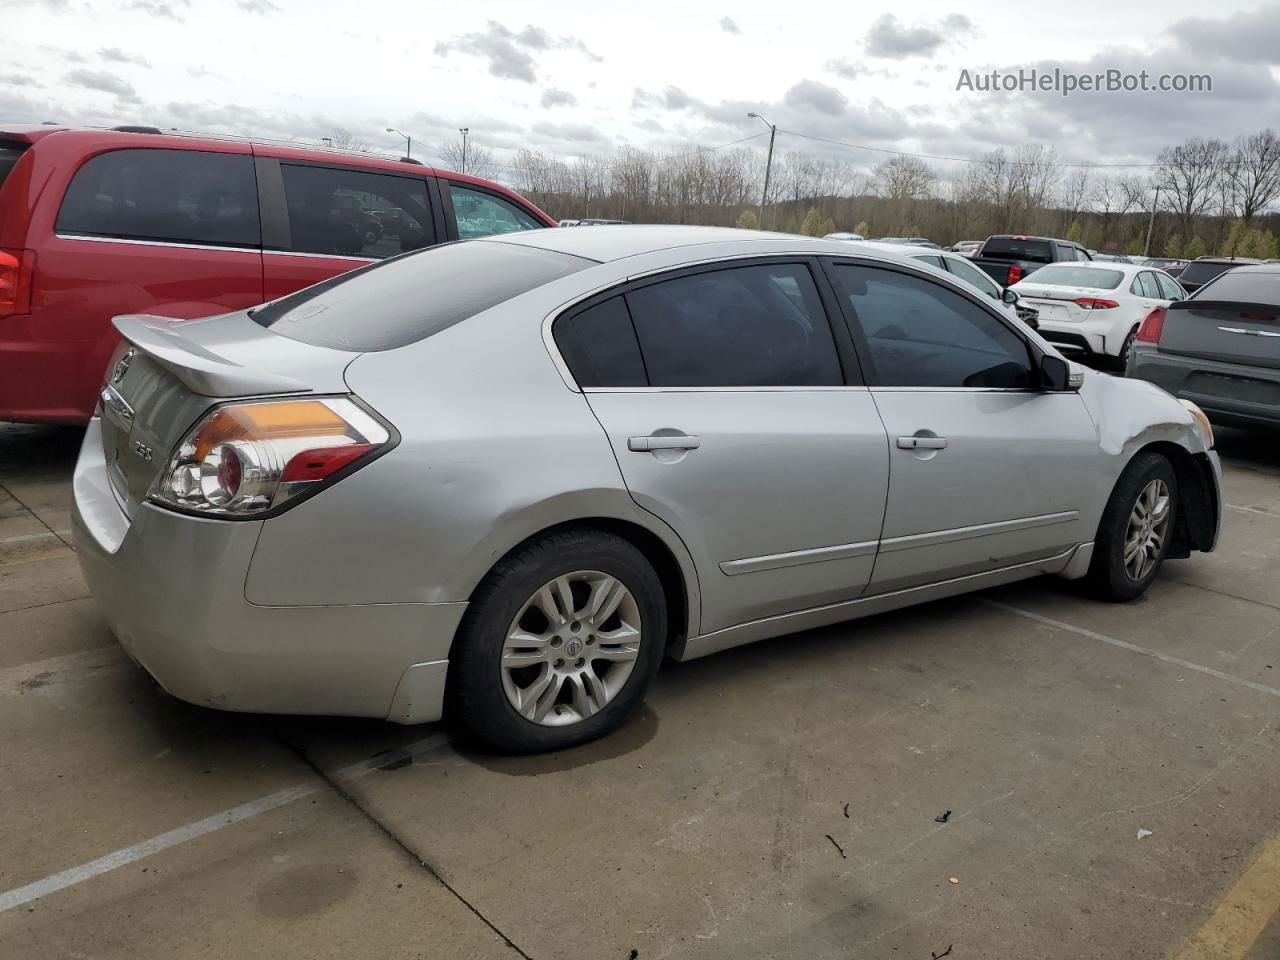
[554,297,648,388]
[623,262,843,387]
[251,241,591,351]
[831,263,1033,389]
[449,183,542,240]
[279,163,432,260]
[56,149,260,248]
[0,141,27,189]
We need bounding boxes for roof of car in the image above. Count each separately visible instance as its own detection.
[485,224,861,263]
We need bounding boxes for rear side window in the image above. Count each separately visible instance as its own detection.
[56,149,260,248]
[251,241,590,351]
[1135,272,1161,298]
[980,238,1054,263]
[449,183,542,240]
[0,141,27,190]
[623,262,843,387]
[279,164,432,260]
[554,297,647,387]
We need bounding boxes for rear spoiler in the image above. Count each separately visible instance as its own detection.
[113,314,310,397]
[1169,300,1278,314]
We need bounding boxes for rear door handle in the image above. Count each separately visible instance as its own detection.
[897,436,948,450]
[628,435,701,452]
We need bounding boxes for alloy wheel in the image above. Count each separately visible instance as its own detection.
[1123,478,1171,581]
[501,570,642,726]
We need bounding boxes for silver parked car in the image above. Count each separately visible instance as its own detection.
[73,226,1222,752]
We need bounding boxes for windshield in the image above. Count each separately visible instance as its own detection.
[1180,261,1242,286]
[252,241,593,351]
[980,238,1055,262]
[1021,265,1123,289]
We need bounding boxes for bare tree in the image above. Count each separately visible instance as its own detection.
[439,137,498,180]
[1227,130,1280,223]
[1092,174,1142,249]
[329,127,369,152]
[872,155,935,201]
[1157,138,1228,239]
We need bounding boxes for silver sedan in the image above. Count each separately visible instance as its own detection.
[73,226,1222,752]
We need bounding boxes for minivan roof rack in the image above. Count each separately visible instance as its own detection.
[112,125,164,134]
[398,156,424,165]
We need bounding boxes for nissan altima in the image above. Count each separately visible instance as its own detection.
[73,226,1222,752]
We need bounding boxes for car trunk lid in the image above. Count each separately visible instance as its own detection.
[1013,285,1106,324]
[1157,300,1280,370]
[100,311,358,516]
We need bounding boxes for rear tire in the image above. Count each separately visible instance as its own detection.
[447,529,666,753]
[1086,452,1178,601]
[1116,326,1138,371]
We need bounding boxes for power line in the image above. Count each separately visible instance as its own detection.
[777,129,1160,170]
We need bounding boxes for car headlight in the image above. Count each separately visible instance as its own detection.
[1177,399,1214,450]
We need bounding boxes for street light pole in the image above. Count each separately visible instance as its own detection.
[385,127,412,160]
[747,112,777,229]
[1143,183,1161,257]
[459,127,470,175]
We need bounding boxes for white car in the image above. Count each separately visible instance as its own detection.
[1011,263,1186,366]
[852,241,1033,326]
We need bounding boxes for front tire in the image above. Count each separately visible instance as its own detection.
[447,529,667,753]
[1086,452,1178,601]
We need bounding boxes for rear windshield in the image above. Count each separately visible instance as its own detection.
[1192,269,1280,306]
[1179,261,1241,286]
[980,238,1055,263]
[0,141,28,190]
[252,240,592,351]
[1021,265,1124,290]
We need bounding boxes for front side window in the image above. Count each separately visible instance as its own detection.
[449,183,542,240]
[623,262,843,387]
[830,263,1033,389]
[1073,247,1091,262]
[279,164,432,259]
[57,148,260,248]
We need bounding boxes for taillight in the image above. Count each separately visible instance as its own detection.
[1073,298,1119,310]
[1135,306,1166,343]
[0,247,35,318]
[148,397,392,517]
[1007,265,1023,285]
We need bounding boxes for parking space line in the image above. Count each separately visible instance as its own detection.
[0,732,450,914]
[1227,503,1280,519]
[1173,835,1280,959]
[983,600,1280,699]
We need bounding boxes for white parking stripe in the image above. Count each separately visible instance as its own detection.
[1226,503,1280,519]
[0,732,449,913]
[985,600,1280,699]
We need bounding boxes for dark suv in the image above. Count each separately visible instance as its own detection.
[0,126,556,424]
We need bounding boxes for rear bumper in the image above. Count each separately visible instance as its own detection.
[1034,313,1127,358]
[71,418,464,723]
[1127,348,1280,429]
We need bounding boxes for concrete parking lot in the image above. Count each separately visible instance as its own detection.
[1,419,1278,960]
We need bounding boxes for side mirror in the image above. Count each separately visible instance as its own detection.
[1002,288,1019,304]
[1040,354,1079,391]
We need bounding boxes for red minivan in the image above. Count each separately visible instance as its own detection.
[0,126,557,424]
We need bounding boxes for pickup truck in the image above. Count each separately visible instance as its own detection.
[971,235,1092,288]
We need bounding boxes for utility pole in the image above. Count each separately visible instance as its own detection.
[1143,183,1161,257]
[748,112,777,229]
[385,127,412,160]
[459,127,470,175]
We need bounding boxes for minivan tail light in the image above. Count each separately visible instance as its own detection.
[1007,265,1023,285]
[0,247,35,318]
[148,397,392,517]
[1135,306,1166,344]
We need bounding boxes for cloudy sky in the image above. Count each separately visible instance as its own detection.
[8,0,1280,180]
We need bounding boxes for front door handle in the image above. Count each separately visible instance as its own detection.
[628,435,702,452]
[897,436,948,450]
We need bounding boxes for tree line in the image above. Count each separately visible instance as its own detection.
[481,130,1280,259]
